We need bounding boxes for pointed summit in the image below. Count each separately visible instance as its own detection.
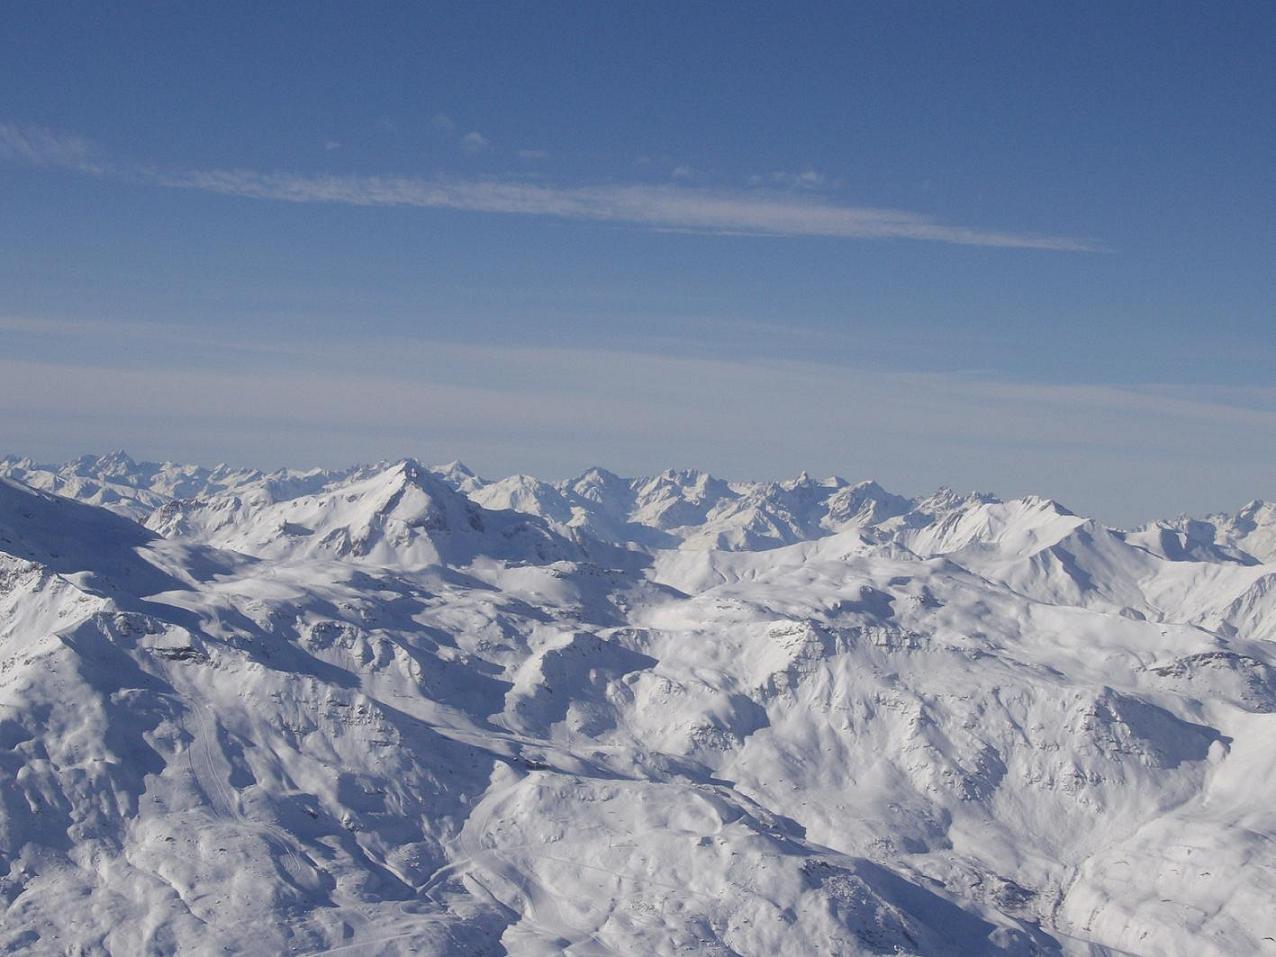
[430,459,486,494]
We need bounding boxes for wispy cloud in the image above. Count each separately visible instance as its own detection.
[0,123,107,174]
[431,114,490,155]
[459,130,490,154]
[0,123,1099,250]
[765,168,832,191]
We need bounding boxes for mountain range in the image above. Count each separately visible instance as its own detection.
[1,452,1274,955]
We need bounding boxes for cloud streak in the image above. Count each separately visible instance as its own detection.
[0,123,1098,250]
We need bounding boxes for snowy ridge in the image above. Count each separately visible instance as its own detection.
[1147,500,1276,564]
[1,453,1275,955]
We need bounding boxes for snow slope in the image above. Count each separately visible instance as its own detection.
[1,453,1274,956]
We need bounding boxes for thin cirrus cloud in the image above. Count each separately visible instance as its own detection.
[0,123,1098,250]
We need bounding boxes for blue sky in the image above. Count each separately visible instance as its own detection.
[2,2,1274,522]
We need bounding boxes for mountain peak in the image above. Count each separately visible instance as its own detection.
[569,466,626,491]
[433,458,476,478]
[848,478,888,494]
[1017,494,1076,516]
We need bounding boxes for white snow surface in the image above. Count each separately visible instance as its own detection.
[1,452,1275,956]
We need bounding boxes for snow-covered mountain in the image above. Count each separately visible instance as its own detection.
[2,453,1275,956]
[1141,500,1276,564]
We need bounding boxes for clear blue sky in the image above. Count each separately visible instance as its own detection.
[2,2,1273,523]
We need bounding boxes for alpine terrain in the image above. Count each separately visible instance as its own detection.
[1,451,1274,957]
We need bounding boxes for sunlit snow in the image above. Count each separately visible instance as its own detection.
[1,453,1274,955]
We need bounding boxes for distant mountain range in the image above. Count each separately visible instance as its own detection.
[6,451,1274,562]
